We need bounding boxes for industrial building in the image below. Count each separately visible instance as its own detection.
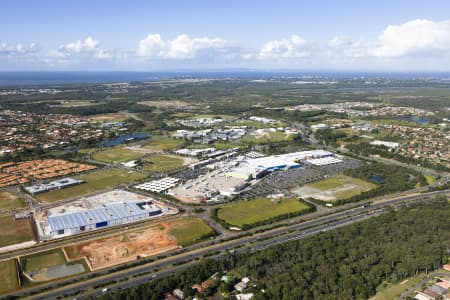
[25,177,84,195]
[46,201,162,236]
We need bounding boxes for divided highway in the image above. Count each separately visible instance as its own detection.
[9,189,448,300]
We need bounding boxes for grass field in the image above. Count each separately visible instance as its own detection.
[92,148,144,163]
[241,131,291,144]
[217,198,311,228]
[143,136,183,151]
[143,155,184,173]
[213,142,246,150]
[308,175,365,190]
[0,259,19,294]
[0,191,26,211]
[0,215,35,248]
[21,248,67,272]
[370,274,425,300]
[168,218,214,246]
[425,175,438,185]
[305,174,377,201]
[36,168,147,202]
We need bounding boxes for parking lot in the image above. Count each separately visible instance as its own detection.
[239,157,361,200]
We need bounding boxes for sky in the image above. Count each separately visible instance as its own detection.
[2,0,450,71]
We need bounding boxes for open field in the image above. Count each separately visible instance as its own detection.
[36,168,147,202]
[213,142,246,150]
[217,198,312,228]
[88,113,130,123]
[21,248,66,272]
[142,135,184,152]
[370,274,425,300]
[241,131,292,144]
[0,190,26,211]
[143,155,184,173]
[64,218,212,270]
[0,259,19,294]
[92,148,145,163]
[294,175,377,202]
[168,218,214,246]
[0,215,35,248]
[53,100,95,107]
[425,175,438,185]
[229,120,287,128]
[138,100,189,108]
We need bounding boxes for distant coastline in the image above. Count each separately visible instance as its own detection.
[1,70,450,87]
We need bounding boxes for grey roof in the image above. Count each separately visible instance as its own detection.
[25,177,84,194]
[48,202,161,232]
[428,285,447,295]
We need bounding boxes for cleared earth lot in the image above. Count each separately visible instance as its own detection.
[64,218,213,270]
[0,215,35,248]
[216,198,313,228]
[0,190,26,211]
[36,168,147,203]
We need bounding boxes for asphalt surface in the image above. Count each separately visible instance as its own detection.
[10,189,448,300]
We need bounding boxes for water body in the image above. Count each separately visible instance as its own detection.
[370,175,385,183]
[101,132,150,147]
[396,116,430,125]
[2,71,450,87]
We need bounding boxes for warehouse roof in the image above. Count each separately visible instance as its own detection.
[48,201,161,232]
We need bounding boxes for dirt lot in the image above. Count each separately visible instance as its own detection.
[138,100,189,108]
[88,113,130,123]
[64,221,180,270]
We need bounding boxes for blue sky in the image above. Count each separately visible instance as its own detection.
[2,0,450,70]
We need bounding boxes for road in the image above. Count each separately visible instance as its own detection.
[8,189,447,300]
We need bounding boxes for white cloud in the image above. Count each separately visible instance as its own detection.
[137,33,237,60]
[0,41,39,58]
[52,36,113,60]
[327,36,369,59]
[259,35,312,60]
[372,19,450,57]
[137,34,166,57]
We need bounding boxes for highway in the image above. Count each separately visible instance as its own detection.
[8,189,447,300]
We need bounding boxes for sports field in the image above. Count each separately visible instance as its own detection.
[36,168,147,202]
[293,174,377,202]
[21,248,66,272]
[142,135,183,151]
[0,191,26,211]
[0,259,19,294]
[217,198,311,228]
[143,155,184,173]
[92,148,144,163]
[0,215,35,248]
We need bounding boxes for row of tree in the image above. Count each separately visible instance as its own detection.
[98,197,450,300]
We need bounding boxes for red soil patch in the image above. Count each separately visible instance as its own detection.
[65,222,179,270]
